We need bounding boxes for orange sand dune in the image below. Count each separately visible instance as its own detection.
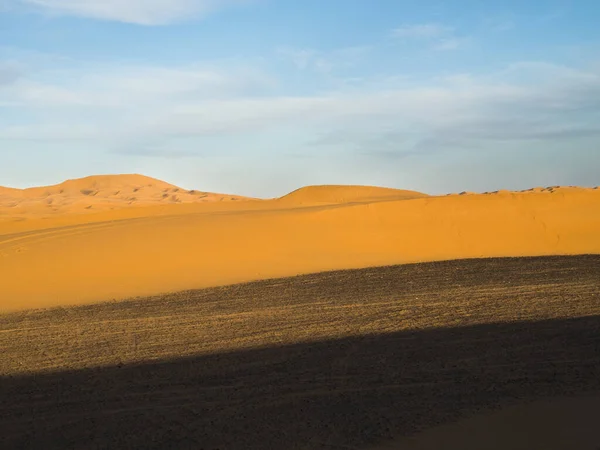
[275,185,427,205]
[0,177,599,311]
[0,174,251,219]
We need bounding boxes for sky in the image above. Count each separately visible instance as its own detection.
[1,0,599,197]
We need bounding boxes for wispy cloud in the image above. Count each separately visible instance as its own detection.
[491,20,515,32]
[480,14,517,33]
[2,63,274,109]
[14,0,247,25]
[538,10,564,23]
[2,54,599,165]
[2,49,599,196]
[276,47,316,70]
[116,145,201,159]
[391,23,452,39]
[277,46,370,74]
[391,22,467,51]
[0,62,22,86]
[432,37,469,51]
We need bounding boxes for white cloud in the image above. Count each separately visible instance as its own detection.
[16,0,246,24]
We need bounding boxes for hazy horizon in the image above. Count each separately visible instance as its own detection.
[1,172,599,199]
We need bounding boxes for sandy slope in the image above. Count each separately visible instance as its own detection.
[0,176,599,311]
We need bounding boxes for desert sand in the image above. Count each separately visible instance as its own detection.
[386,395,600,450]
[1,174,599,311]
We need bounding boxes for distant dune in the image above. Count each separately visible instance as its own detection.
[0,174,252,218]
[275,185,427,205]
[0,175,599,311]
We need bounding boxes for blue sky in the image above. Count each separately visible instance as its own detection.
[1,0,599,197]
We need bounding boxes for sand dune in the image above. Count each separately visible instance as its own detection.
[0,176,599,311]
[275,185,427,205]
[0,174,251,219]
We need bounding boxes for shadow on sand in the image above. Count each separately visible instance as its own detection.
[2,314,600,449]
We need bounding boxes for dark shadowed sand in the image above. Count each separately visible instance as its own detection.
[1,255,599,449]
[381,395,600,450]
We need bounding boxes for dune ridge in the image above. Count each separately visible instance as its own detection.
[1,175,599,311]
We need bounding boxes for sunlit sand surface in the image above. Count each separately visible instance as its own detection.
[1,175,599,311]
